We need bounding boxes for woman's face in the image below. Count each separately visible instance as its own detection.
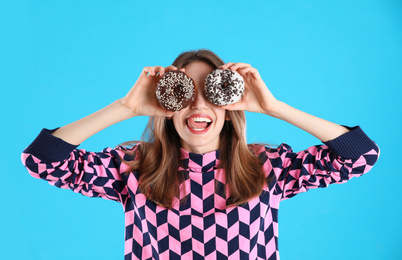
[172,61,227,154]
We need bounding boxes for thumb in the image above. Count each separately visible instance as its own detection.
[221,102,244,111]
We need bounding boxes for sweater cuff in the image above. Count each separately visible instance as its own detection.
[23,128,79,162]
[323,126,378,159]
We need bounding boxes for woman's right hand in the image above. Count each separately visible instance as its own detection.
[121,65,184,117]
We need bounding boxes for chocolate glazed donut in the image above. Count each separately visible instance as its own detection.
[156,70,196,112]
[204,69,245,106]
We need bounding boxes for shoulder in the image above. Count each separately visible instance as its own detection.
[248,143,293,157]
[114,142,142,162]
[248,143,296,169]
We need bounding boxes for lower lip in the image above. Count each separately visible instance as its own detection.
[186,122,211,134]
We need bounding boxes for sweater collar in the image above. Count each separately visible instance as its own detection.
[180,148,220,173]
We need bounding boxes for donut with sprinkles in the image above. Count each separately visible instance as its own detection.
[204,69,245,106]
[156,71,196,112]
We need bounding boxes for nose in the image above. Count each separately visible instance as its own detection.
[190,85,208,109]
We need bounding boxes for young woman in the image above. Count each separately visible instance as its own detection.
[22,49,379,260]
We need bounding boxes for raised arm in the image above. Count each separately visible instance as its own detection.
[221,63,379,200]
[22,65,182,202]
[52,65,181,145]
[220,62,349,142]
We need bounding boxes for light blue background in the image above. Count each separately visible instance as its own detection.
[2,0,401,259]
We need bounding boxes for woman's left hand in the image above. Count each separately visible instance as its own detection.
[219,63,279,116]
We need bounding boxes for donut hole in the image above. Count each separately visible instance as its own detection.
[222,82,229,88]
[174,85,184,96]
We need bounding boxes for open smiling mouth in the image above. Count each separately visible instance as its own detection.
[186,117,213,132]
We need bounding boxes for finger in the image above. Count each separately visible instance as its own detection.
[146,66,156,76]
[238,67,260,80]
[159,67,166,77]
[230,63,251,71]
[166,111,175,118]
[221,102,245,111]
[155,107,176,118]
[220,62,235,69]
[164,65,179,74]
[158,109,175,118]
[247,67,262,80]
[142,66,152,76]
[239,67,252,74]
[153,66,164,76]
[236,68,248,79]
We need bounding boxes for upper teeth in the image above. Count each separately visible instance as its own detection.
[191,117,212,123]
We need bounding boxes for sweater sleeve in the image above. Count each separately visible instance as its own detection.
[21,128,135,203]
[258,126,380,201]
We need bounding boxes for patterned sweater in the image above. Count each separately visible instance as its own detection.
[22,126,379,260]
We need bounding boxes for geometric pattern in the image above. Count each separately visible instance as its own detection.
[21,127,379,260]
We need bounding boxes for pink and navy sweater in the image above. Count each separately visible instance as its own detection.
[22,126,379,260]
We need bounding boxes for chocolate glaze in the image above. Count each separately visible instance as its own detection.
[156,71,196,112]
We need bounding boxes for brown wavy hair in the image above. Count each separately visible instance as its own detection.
[123,49,267,209]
